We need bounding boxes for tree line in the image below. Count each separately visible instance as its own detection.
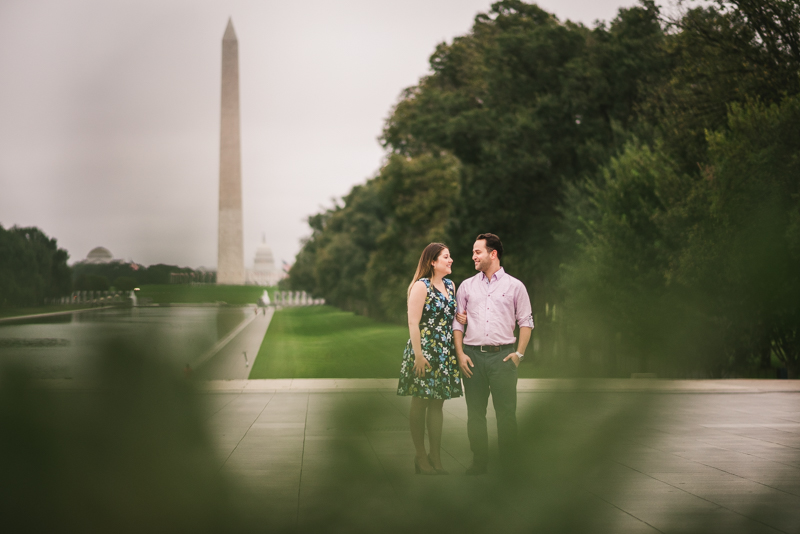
[71,262,202,292]
[287,0,800,377]
[0,224,210,309]
[0,225,72,308]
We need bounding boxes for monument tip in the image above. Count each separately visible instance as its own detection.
[223,18,237,41]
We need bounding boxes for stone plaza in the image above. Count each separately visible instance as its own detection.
[4,304,800,533]
[193,379,800,533]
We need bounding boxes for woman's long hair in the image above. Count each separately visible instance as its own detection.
[407,243,448,297]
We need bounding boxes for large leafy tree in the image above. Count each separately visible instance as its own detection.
[673,96,800,376]
[0,225,72,308]
[560,0,800,376]
[640,0,800,171]
[289,0,800,378]
[365,153,460,321]
[288,153,459,320]
[563,95,800,377]
[382,0,667,307]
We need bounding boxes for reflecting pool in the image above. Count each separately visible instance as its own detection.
[0,306,248,378]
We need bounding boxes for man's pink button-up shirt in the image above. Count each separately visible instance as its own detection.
[452,267,534,346]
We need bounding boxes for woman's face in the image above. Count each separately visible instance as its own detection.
[431,248,453,276]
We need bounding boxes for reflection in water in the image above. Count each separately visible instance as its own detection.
[0,307,247,379]
[1,313,73,326]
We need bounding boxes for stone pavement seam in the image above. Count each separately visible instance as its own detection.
[219,392,274,471]
[586,489,665,533]
[205,391,242,420]
[615,460,789,533]
[627,430,800,497]
[669,451,800,498]
[692,437,800,478]
[362,400,413,523]
[295,392,310,530]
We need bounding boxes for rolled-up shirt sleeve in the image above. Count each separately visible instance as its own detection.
[452,284,467,333]
[515,285,534,329]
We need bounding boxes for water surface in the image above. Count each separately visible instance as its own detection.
[0,306,247,378]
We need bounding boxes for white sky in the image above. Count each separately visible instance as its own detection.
[0,0,644,269]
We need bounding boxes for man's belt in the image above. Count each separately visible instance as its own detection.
[466,343,515,353]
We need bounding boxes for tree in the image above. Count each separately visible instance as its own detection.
[382,0,668,311]
[113,277,137,291]
[365,153,461,321]
[0,225,72,308]
[671,96,800,376]
[292,0,669,322]
[75,274,110,292]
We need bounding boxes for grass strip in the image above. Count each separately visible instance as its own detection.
[249,305,408,379]
[137,285,273,305]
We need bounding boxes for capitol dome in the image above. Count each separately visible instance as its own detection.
[254,245,275,268]
[246,238,283,286]
[85,246,113,264]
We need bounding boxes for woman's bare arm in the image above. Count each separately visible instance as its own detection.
[407,281,431,377]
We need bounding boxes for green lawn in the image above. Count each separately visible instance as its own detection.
[249,306,408,378]
[137,285,273,305]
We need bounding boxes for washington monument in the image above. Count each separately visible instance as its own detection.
[217,18,245,285]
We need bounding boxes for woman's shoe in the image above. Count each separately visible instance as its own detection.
[415,456,436,475]
[428,454,449,475]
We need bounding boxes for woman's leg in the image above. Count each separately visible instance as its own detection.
[426,399,445,469]
[410,397,433,469]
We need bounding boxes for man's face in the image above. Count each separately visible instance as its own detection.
[472,240,494,272]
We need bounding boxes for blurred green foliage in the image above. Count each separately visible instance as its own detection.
[113,276,137,291]
[74,273,111,291]
[289,0,800,378]
[0,339,244,533]
[0,225,72,308]
[0,333,657,533]
[72,261,204,288]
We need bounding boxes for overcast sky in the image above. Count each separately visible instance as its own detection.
[0,0,645,269]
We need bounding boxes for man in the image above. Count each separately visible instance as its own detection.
[453,233,533,475]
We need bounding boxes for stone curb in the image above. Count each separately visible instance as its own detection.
[29,378,800,393]
[196,378,800,394]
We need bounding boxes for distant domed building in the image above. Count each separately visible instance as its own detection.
[84,246,114,264]
[246,237,283,286]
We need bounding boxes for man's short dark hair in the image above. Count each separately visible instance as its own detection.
[476,233,503,260]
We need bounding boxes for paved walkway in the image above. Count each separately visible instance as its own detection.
[194,308,274,380]
[200,378,800,393]
[198,381,800,533]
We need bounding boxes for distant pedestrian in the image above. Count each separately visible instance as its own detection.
[397,243,463,475]
[183,363,192,379]
[454,233,533,475]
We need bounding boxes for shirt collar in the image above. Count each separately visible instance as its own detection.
[480,267,505,283]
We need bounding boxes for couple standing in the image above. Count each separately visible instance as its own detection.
[397,233,534,475]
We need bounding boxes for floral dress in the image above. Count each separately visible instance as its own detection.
[397,278,463,400]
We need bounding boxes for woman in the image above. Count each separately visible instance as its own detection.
[397,243,463,475]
